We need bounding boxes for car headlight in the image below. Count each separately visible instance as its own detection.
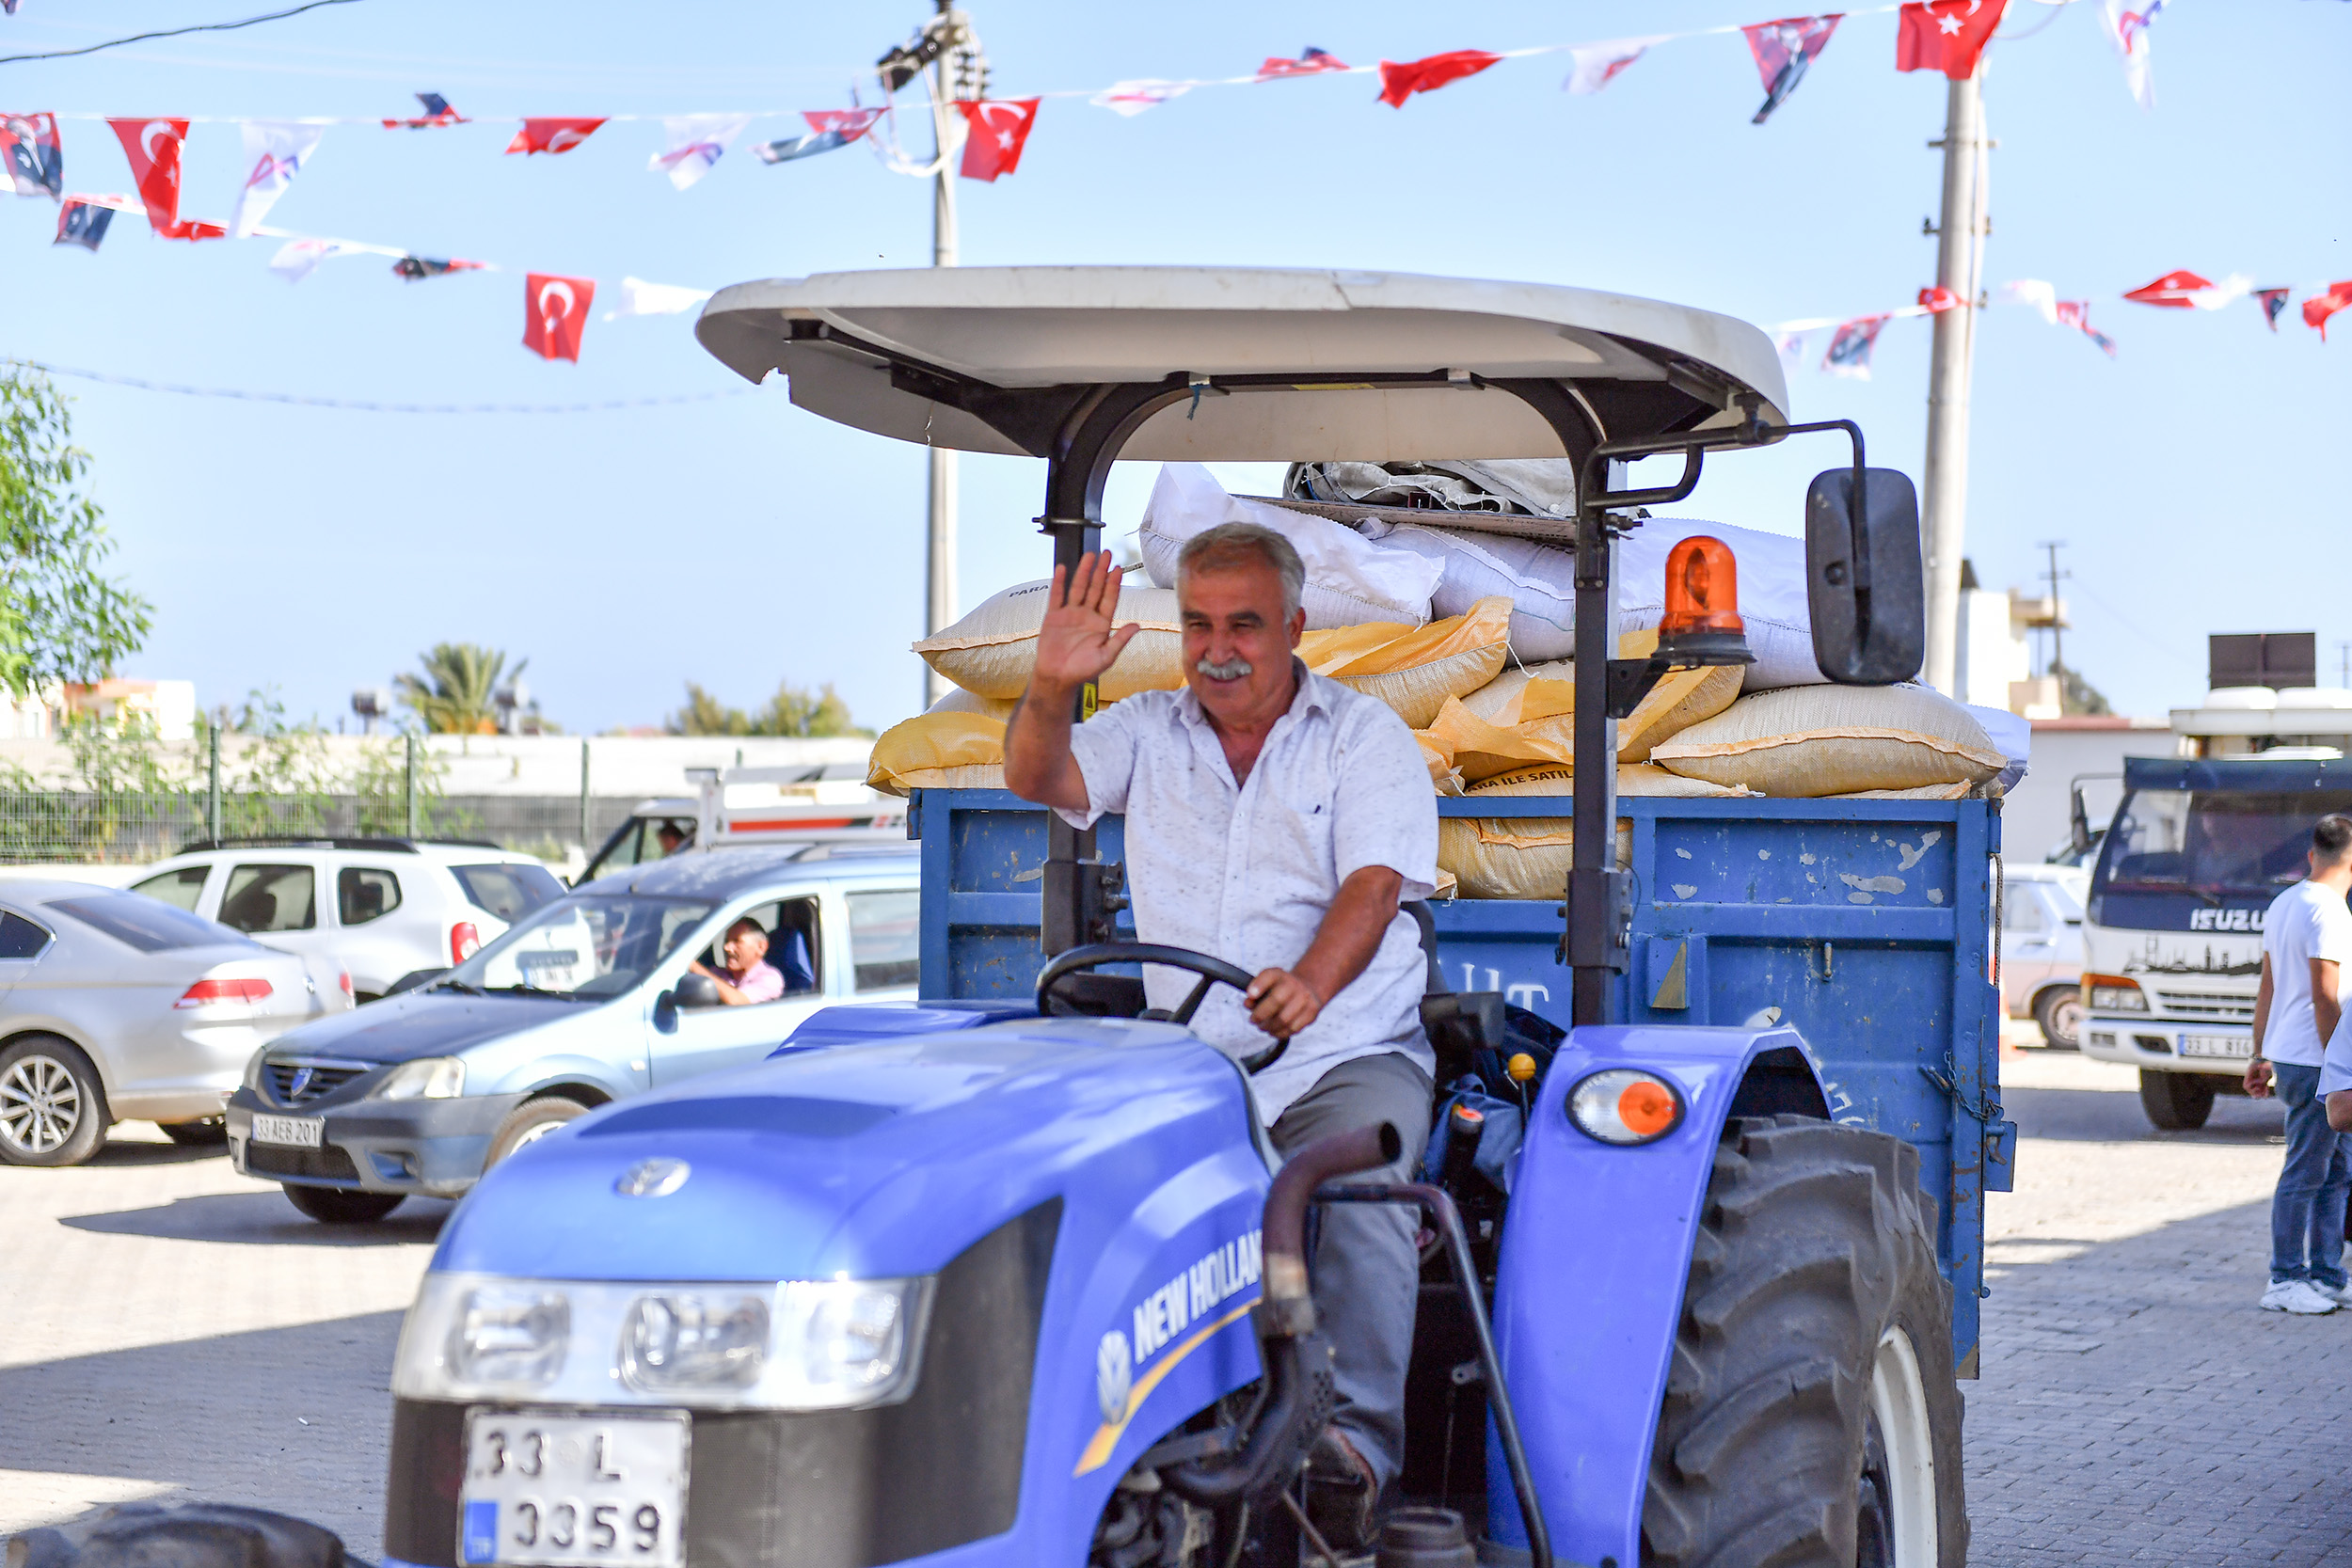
[1566,1068,1686,1146]
[2084,975,2148,1013]
[375,1057,465,1100]
[392,1273,931,1410]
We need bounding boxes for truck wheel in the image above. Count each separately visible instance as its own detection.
[2137,1070,2215,1132]
[2032,987,2082,1051]
[282,1183,405,1223]
[1643,1116,1966,1568]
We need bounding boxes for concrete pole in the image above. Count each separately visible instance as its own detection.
[1919,68,1989,695]
[924,59,961,710]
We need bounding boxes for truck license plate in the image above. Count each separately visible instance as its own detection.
[250,1114,322,1147]
[459,1410,688,1568]
[2179,1035,2253,1060]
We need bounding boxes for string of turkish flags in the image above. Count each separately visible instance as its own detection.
[1772,266,2352,380]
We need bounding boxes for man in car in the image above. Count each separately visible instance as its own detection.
[689,917,784,1006]
[1004,523,1437,1550]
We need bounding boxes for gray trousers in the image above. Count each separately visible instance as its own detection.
[1268,1051,1435,1490]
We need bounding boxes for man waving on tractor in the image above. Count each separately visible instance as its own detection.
[1004,521,1439,1549]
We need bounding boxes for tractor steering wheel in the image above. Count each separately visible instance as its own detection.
[1033,942,1288,1074]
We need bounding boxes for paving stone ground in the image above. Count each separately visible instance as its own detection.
[1,1035,2344,1563]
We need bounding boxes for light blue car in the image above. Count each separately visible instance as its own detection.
[222,843,918,1222]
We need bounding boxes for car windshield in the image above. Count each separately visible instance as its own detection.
[2092,788,2352,902]
[47,894,248,953]
[438,893,715,999]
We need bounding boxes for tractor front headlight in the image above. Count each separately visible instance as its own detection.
[392,1272,931,1410]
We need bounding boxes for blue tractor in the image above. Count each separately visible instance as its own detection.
[380,269,1989,1568]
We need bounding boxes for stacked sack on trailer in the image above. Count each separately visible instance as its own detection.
[869,463,2025,897]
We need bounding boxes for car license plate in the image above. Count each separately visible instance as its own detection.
[250,1113,323,1147]
[458,1410,689,1568]
[2180,1035,2254,1060]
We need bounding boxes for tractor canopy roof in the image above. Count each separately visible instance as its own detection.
[694,265,1788,464]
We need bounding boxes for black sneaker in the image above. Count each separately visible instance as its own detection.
[1301,1427,1379,1553]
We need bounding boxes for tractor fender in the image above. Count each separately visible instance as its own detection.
[1484,1023,1828,1567]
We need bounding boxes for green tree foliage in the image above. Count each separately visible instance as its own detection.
[0,365,152,694]
[667,680,872,738]
[2052,661,2113,717]
[398,642,522,735]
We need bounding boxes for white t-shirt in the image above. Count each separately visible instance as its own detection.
[2259,879,2352,1068]
[1059,665,1438,1121]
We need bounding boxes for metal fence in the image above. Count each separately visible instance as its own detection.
[0,789,649,866]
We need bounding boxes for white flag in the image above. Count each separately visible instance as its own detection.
[649,115,752,191]
[1563,36,1669,95]
[1999,278,2060,325]
[603,276,714,320]
[1089,80,1193,117]
[1773,330,1808,373]
[231,120,326,238]
[267,236,365,283]
[2102,0,2165,110]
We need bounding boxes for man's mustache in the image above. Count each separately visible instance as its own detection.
[1195,655,1253,681]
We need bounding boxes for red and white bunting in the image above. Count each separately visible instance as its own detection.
[106,117,186,231]
[1895,0,2008,80]
[1562,37,1668,96]
[2305,283,2352,342]
[506,118,606,156]
[1377,51,1503,108]
[523,273,596,361]
[955,99,1040,182]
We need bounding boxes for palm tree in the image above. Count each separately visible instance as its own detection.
[397,643,521,736]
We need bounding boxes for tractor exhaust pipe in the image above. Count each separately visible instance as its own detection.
[1163,1122,1401,1511]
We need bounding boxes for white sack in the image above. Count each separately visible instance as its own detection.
[1139,463,1441,628]
[1360,515,1825,690]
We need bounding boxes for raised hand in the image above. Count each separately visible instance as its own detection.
[1031,550,1140,689]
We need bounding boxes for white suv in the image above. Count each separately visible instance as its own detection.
[129,838,566,1001]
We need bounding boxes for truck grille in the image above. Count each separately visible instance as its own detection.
[264,1060,369,1104]
[2152,990,2257,1022]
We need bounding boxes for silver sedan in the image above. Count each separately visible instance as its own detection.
[0,878,349,1166]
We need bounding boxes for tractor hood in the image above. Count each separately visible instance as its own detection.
[431,1018,1261,1283]
[262,989,582,1064]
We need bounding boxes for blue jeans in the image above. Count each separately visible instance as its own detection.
[2270,1063,2350,1289]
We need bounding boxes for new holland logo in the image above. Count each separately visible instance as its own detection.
[1095,1330,1132,1425]
[1131,1229,1263,1363]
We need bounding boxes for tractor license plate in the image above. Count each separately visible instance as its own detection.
[2180,1035,2253,1060]
[458,1410,688,1568]
[249,1114,322,1147]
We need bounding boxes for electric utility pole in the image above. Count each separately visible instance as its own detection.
[2038,539,2071,699]
[1919,66,1991,696]
[884,4,986,708]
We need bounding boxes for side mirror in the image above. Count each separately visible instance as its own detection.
[1805,467,1925,685]
[674,973,723,1009]
[2070,784,2093,858]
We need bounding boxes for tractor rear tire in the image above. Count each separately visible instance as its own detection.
[1642,1116,1967,1568]
[2137,1069,2215,1131]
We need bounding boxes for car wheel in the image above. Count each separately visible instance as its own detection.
[282,1183,405,1223]
[0,1036,110,1167]
[2033,987,2083,1051]
[486,1096,590,1165]
[161,1117,230,1148]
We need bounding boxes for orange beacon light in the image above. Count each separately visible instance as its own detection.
[1655,534,1754,667]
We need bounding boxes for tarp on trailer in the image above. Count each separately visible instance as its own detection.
[695,265,1788,464]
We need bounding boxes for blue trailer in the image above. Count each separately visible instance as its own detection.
[371,268,2002,1568]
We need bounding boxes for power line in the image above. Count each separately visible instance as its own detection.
[0,0,367,67]
[8,359,760,415]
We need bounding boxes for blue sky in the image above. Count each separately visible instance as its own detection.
[2,0,2344,733]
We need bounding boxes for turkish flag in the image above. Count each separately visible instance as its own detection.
[955,99,1040,182]
[1377,50,1502,107]
[524,273,596,362]
[158,218,228,241]
[1258,48,1348,81]
[2304,282,2352,342]
[506,118,606,155]
[107,117,187,232]
[1896,1,2009,79]
[2121,269,2213,308]
[1916,286,1963,313]
[803,108,884,141]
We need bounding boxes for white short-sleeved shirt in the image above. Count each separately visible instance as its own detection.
[2260,879,2352,1069]
[1057,664,1438,1120]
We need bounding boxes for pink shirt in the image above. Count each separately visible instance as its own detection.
[722,958,785,1004]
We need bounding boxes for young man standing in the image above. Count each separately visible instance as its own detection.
[2244,813,2352,1314]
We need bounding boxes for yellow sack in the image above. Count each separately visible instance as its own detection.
[1838,780,1973,800]
[1648,686,2004,797]
[1434,765,1748,899]
[914,579,1184,702]
[867,712,1007,798]
[1422,634,1740,782]
[1299,595,1512,728]
[1415,732,1465,797]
